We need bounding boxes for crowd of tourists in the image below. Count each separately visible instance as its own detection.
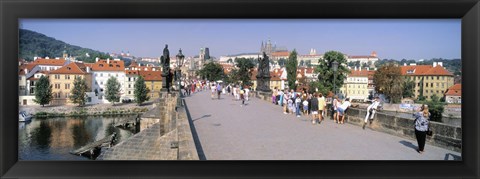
[270,87,353,125]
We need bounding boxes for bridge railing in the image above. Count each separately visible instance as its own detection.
[346,108,462,153]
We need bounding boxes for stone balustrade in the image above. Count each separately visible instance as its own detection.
[346,108,462,152]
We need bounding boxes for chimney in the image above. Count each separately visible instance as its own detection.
[152,68,156,71]
[34,57,38,61]
[404,63,407,66]
[95,57,99,62]
[46,57,50,59]
[410,63,416,66]
[86,67,91,73]
[107,58,110,64]
[359,67,362,71]
[374,68,377,71]
[438,62,443,67]
[433,62,437,67]
[354,66,357,71]
[367,67,370,71]
[25,69,28,74]
[348,66,351,70]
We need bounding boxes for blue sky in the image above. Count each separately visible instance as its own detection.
[20,19,461,60]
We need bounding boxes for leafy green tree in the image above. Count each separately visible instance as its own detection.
[313,51,349,95]
[33,76,53,107]
[69,77,88,106]
[234,57,255,86]
[403,77,416,98]
[286,50,298,90]
[424,94,445,122]
[105,76,121,106]
[373,63,404,103]
[196,62,225,81]
[134,76,150,106]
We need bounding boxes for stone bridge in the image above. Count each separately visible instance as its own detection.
[99,90,461,160]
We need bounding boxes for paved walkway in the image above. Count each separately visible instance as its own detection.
[184,90,461,160]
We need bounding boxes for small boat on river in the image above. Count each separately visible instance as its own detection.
[19,111,32,122]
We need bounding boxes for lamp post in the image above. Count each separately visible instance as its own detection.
[332,61,339,96]
[176,49,185,107]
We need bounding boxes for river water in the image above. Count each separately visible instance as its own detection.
[19,115,138,160]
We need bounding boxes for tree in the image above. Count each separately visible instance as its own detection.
[33,75,53,107]
[196,62,225,81]
[286,49,298,90]
[425,94,445,122]
[373,63,404,103]
[313,51,349,95]
[69,77,88,106]
[134,76,150,106]
[105,76,121,106]
[233,58,255,86]
[402,77,415,98]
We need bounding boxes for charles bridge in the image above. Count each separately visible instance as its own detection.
[97,90,461,160]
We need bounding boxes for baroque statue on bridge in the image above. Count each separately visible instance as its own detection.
[161,44,172,92]
[256,52,271,92]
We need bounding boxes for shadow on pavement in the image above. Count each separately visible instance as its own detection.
[399,140,418,151]
[444,153,462,160]
[184,100,207,160]
[193,114,212,122]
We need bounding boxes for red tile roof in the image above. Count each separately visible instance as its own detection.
[91,59,125,71]
[32,58,66,66]
[49,62,89,74]
[445,84,461,96]
[348,69,369,77]
[139,70,162,81]
[18,64,36,75]
[271,51,290,57]
[400,65,453,76]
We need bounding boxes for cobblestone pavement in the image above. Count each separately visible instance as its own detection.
[184,90,462,160]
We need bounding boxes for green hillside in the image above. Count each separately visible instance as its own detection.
[19,29,110,63]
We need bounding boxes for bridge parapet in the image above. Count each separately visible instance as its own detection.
[346,108,462,153]
[98,92,199,160]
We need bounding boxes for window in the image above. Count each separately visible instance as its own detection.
[431,83,433,87]
[55,74,60,79]
[95,81,98,85]
[128,84,131,88]
[100,73,103,77]
[442,76,444,80]
[426,83,429,87]
[55,84,60,89]
[65,84,70,89]
[128,91,131,94]
[437,76,439,80]
[436,83,439,87]
[66,75,70,80]
[431,90,433,93]
[442,83,444,87]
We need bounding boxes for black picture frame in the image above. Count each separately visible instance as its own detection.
[1,0,479,178]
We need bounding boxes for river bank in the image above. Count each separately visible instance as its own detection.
[19,101,155,118]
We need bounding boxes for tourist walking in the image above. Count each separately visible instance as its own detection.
[216,83,222,99]
[240,87,245,106]
[332,95,339,123]
[295,95,302,117]
[336,98,351,124]
[363,96,381,129]
[318,93,326,123]
[272,87,278,104]
[211,83,216,100]
[302,97,309,115]
[414,104,430,154]
[245,87,250,101]
[310,93,319,124]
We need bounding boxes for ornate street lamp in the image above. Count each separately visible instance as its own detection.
[176,49,185,107]
[332,61,339,96]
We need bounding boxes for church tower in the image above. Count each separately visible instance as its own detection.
[62,45,68,59]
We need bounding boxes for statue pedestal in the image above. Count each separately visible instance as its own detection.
[256,91,273,102]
